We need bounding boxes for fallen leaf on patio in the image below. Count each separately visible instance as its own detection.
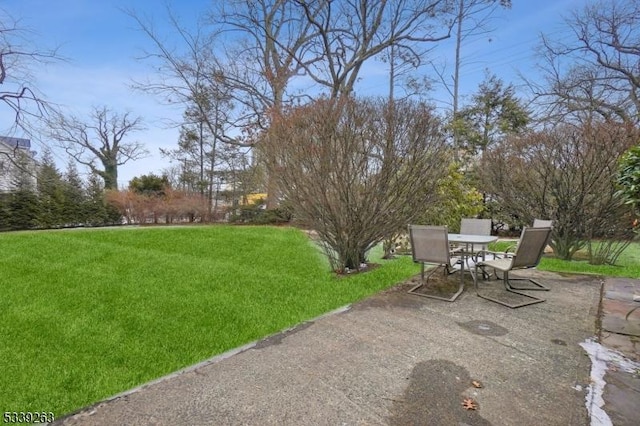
[462,397,478,410]
[472,380,483,388]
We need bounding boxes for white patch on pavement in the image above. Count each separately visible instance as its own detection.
[579,338,640,426]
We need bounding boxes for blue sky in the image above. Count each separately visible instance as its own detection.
[2,0,582,187]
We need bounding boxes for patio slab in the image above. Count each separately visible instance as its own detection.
[597,277,640,426]
[57,270,606,426]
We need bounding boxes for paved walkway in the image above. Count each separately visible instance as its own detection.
[56,271,639,425]
[597,277,640,425]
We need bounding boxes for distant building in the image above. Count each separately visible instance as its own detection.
[0,136,38,192]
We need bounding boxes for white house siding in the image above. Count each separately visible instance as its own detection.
[0,136,38,192]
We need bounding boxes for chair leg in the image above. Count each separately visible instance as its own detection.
[408,264,464,302]
[506,277,549,291]
[473,265,545,309]
[495,271,549,291]
[504,271,545,306]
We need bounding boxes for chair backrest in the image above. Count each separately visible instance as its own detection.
[408,225,450,265]
[460,218,491,236]
[533,219,553,228]
[512,227,552,269]
[533,219,554,248]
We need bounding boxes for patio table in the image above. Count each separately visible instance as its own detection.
[448,233,498,283]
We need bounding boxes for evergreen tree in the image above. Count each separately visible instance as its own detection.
[129,173,169,196]
[62,161,88,226]
[7,155,40,230]
[0,192,10,231]
[36,149,66,228]
[85,172,108,226]
[454,72,529,159]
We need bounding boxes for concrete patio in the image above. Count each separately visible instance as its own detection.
[57,270,639,425]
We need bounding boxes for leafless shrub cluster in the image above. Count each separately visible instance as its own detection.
[106,189,210,224]
[262,97,449,272]
[479,121,637,263]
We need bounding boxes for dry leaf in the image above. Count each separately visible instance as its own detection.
[472,380,483,388]
[462,397,478,410]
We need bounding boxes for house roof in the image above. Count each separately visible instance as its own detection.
[0,136,31,150]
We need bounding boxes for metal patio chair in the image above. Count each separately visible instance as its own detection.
[407,225,464,302]
[504,218,554,258]
[460,218,492,252]
[473,227,552,308]
[461,218,492,236]
[459,218,493,267]
[533,219,553,228]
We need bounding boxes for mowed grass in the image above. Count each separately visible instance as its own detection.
[490,240,640,278]
[0,225,419,417]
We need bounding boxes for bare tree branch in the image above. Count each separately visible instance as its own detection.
[1,7,61,133]
[529,0,640,124]
[292,0,454,98]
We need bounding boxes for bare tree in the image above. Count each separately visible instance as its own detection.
[160,81,235,216]
[532,0,640,124]
[130,3,313,145]
[292,0,453,98]
[207,0,322,208]
[209,0,318,122]
[208,0,456,119]
[263,97,449,272]
[130,5,292,208]
[48,106,147,190]
[133,2,458,209]
[1,8,59,134]
[130,10,243,143]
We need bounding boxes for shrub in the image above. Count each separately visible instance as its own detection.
[479,121,637,261]
[262,97,449,272]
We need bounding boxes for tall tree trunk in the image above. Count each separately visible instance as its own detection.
[199,121,205,197]
[452,0,464,163]
[265,91,284,210]
[102,161,118,190]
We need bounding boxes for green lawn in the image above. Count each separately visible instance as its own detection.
[0,226,419,417]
